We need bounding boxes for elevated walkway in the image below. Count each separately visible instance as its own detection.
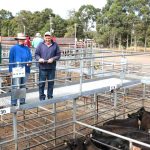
[0,76,141,113]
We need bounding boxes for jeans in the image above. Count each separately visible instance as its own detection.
[11,73,29,105]
[39,69,55,100]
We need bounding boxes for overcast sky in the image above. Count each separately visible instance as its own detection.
[0,0,107,19]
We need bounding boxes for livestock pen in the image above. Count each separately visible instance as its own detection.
[0,45,150,149]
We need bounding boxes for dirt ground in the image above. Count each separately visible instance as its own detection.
[102,53,150,64]
[1,51,150,149]
[120,55,150,64]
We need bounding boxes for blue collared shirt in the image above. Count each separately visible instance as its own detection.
[9,44,32,73]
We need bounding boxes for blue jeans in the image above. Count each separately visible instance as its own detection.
[39,69,55,100]
[11,73,29,105]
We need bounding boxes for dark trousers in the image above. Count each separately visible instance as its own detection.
[39,69,55,100]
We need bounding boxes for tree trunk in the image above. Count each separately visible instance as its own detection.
[119,34,122,51]
[126,34,129,49]
[144,32,147,52]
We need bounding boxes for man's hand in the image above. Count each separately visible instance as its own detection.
[47,58,54,63]
[27,63,32,67]
[39,58,45,63]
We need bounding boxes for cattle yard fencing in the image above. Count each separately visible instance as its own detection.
[0,45,150,149]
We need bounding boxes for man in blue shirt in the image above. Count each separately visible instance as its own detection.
[32,33,43,48]
[35,31,61,100]
[9,33,32,106]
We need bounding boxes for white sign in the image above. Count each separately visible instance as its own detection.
[110,85,117,91]
[0,107,10,115]
[12,67,25,78]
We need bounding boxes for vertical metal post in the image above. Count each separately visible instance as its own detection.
[73,98,77,139]
[16,63,20,108]
[120,57,127,86]
[13,112,18,150]
[79,57,83,95]
[90,46,94,79]
[113,89,117,118]
[96,95,99,122]
[93,94,97,124]
[129,141,133,150]
[65,58,69,84]
[65,59,69,109]
[53,103,56,146]
[114,90,117,107]
[12,62,21,150]
[123,88,126,119]
[142,83,146,107]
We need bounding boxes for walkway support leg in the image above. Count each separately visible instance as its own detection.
[13,112,18,150]
[73,98,77,138]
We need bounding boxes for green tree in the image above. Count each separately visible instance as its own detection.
[77,5,99,39]
[52,15,67,37]
[0,9,13,36]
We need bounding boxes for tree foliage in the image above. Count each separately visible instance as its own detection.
[1,1,150,48]
[96,0,150,48]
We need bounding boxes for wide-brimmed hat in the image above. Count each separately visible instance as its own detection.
[35,33,41,37]
[14,33,26,40]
